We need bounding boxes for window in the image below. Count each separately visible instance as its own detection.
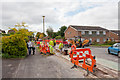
[111,38,114,41]
[103,31,106,35]
[81,38,85,41]
[96,31,99,35]
[68,32,71,34]
[113,43,118,47]
[81,31,85,35]
[89,38,92,41]
[103,38,106,42]
[89,31,92,35]
[97,38,100,42]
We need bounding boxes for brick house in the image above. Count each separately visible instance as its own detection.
[109,30,120,42]
[65,25,119,44]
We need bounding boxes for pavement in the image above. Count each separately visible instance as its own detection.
[2,46,85,78]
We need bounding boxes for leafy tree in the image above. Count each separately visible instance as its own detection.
[15,22,28,28]
[58,26,67,37]
[52,32,57,38]
[46,26,53,38]
[36,32,41,38]
[39,33,44,39]
[55,36,62,39]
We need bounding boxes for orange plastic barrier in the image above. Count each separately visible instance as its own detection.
[37,41,40,45]
[44,40,50,42]
[40,42,50,55]
[56,40,62,44]
[69,46,96,73]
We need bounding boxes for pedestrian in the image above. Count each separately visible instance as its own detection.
[27,40,32,55]
[32,45,35,55]
[31,41,35,55]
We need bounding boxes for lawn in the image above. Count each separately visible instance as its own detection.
[90,44,112,47]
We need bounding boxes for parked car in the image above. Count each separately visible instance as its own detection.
[108,43,120,57]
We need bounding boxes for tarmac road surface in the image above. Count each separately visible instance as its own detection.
[2,47,85,78]
[90,47,118,63]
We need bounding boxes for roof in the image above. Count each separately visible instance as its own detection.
[69,25,108,31]
[110,30,120,36]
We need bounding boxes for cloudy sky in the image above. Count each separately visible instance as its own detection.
[0,0,119,34]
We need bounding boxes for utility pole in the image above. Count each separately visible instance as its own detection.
[42,16,45,34]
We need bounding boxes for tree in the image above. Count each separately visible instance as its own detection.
[52,32,57,38]
[36,32,41,38]
[55,36,62,39]
[39,33,44,39]
[59,26,67,37]
[46,26,53,38]
[15,22,28,28]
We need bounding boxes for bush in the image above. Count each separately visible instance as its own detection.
[2,34,27,58]
[92,40,99,45]
[55,36,62,39]
[104,41,116,45]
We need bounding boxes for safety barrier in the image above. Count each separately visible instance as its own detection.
[39,42,50,55]
[69,45,96,73]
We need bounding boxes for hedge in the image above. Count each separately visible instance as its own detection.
[55,36,62,39]
[2,34,27,58]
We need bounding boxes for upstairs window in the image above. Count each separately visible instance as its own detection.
[96,31,99,35]
[68,32,71,34]
[89,38,92,41]
[103,31,106,35]
[81,31,85,35]
[89,31,92,35]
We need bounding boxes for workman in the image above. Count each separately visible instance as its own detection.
[49,40,54,47]
[49,45,53,54]
[59,42,63,54]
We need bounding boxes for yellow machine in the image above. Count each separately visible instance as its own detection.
[68,38,90,48]
[82,39,89,47]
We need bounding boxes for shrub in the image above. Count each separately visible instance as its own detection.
[55,36,62,39]
[104,41,116,45]
[92,40,99,45]
[2,34,27,58]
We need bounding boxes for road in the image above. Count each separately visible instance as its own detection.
[89,47,118,63]
[2,47,85,78]
[89,47,119,72]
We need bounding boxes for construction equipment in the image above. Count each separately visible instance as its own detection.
[68,36,90,48]
[69,45,96,75]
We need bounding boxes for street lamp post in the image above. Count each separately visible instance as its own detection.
[42,16,45,34]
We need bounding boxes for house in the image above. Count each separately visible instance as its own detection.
[110,30,120,42]
[65,25,119,44]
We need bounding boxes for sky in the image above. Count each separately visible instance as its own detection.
[0,0,119,34]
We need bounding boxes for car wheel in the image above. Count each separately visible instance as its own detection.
[108,49,110,54]
[118,52,120,58]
